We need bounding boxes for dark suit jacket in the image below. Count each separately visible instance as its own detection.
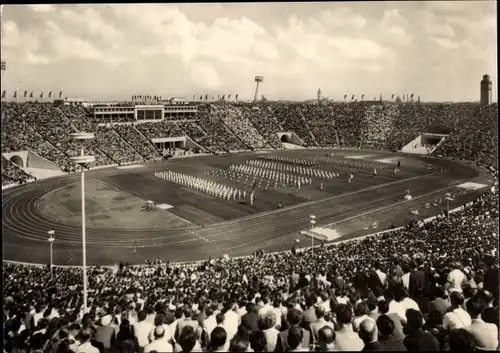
[362,341,384,351]
[409,269,426,299]
[403,329,440,351]
[483,265,499,300]
[241,312,259,332]
[275,326,310,353]
[379,335,407,351]
[95,326,115,349]
[368,271,386,298]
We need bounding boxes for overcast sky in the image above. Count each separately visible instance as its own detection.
[0,2,497,102]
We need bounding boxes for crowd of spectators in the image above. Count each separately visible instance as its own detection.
[113,126,161,162]
[197,105,249,152]
[360,104,398,150]
[238,105,283,149]
[95,127,143,165]
[1,155,35,186]
[211,105,270,150]
[3,185,498,352]
[2,101,498,174]
[434,104,498,168]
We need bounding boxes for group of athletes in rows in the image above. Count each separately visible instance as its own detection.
[154,170,248,201]
[155,157,403,203]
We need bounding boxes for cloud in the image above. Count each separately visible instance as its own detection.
[429,36,459,50]
[378,9,412,46]
[188,61,221,89]
[0,3,496,102]
[320,7,368,30]
[28,4,55,13]
[420,11,456,38]
[59,7,122,43]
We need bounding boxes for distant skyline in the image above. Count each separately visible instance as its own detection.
[0,2,497,102]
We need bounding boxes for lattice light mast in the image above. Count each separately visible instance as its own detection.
[70,132,96,314]
[253,76,263,103]
[1,61,6,100]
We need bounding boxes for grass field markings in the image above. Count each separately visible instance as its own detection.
[220,182,462,252]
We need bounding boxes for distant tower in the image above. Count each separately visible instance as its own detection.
[253,76,263,103]
[480,74,492,105]
[317,88,322,102]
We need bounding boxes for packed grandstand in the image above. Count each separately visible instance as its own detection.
[2,99,499,352]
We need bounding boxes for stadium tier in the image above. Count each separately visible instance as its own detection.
[1,101,498,178]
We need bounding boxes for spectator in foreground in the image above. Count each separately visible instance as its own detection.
[403,309,440,351]
[249,331,266,352]
[314,326,336,352]
[144,326,173,353]
[442,292,471,331]
[464,296,499,350]
[228,336,249,352]
[446,329,476,351]
[176,326,201,353]
[286,325,306,352]
[309,305,333,344]
[376,300,404,341]
[358,319,383,351]
[376,315,406,351]
[77,329,99,353]
[208,327,228,352]
[334,304,364,351]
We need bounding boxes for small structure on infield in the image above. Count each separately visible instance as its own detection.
[146,200,155,211]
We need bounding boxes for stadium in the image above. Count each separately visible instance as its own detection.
[2,3,499,352]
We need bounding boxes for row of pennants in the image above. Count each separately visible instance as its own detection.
[1,91,63,99]
[131,94,241,101]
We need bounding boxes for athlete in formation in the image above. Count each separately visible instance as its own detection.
[155,170,245,201]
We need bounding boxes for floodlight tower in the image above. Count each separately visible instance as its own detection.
[70,132,96,314]
[1,61,6,100]
[254,76,263,103]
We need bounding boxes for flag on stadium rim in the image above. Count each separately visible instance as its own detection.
[59,91,63,98]
[49,91,52,98]
[30,91,33,98]
[40,92,43,98]
[13,91,17,98]
[235,94,238,100]
[391,94,395,99]
[1,90,5,98]
[24,91,27,98]
[351,94,355,100]
[361,94,364,100]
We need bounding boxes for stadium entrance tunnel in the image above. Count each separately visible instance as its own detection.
[280,135,291,143]
[10,155,24,168]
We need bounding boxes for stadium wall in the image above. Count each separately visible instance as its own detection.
[27,151,63,171]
